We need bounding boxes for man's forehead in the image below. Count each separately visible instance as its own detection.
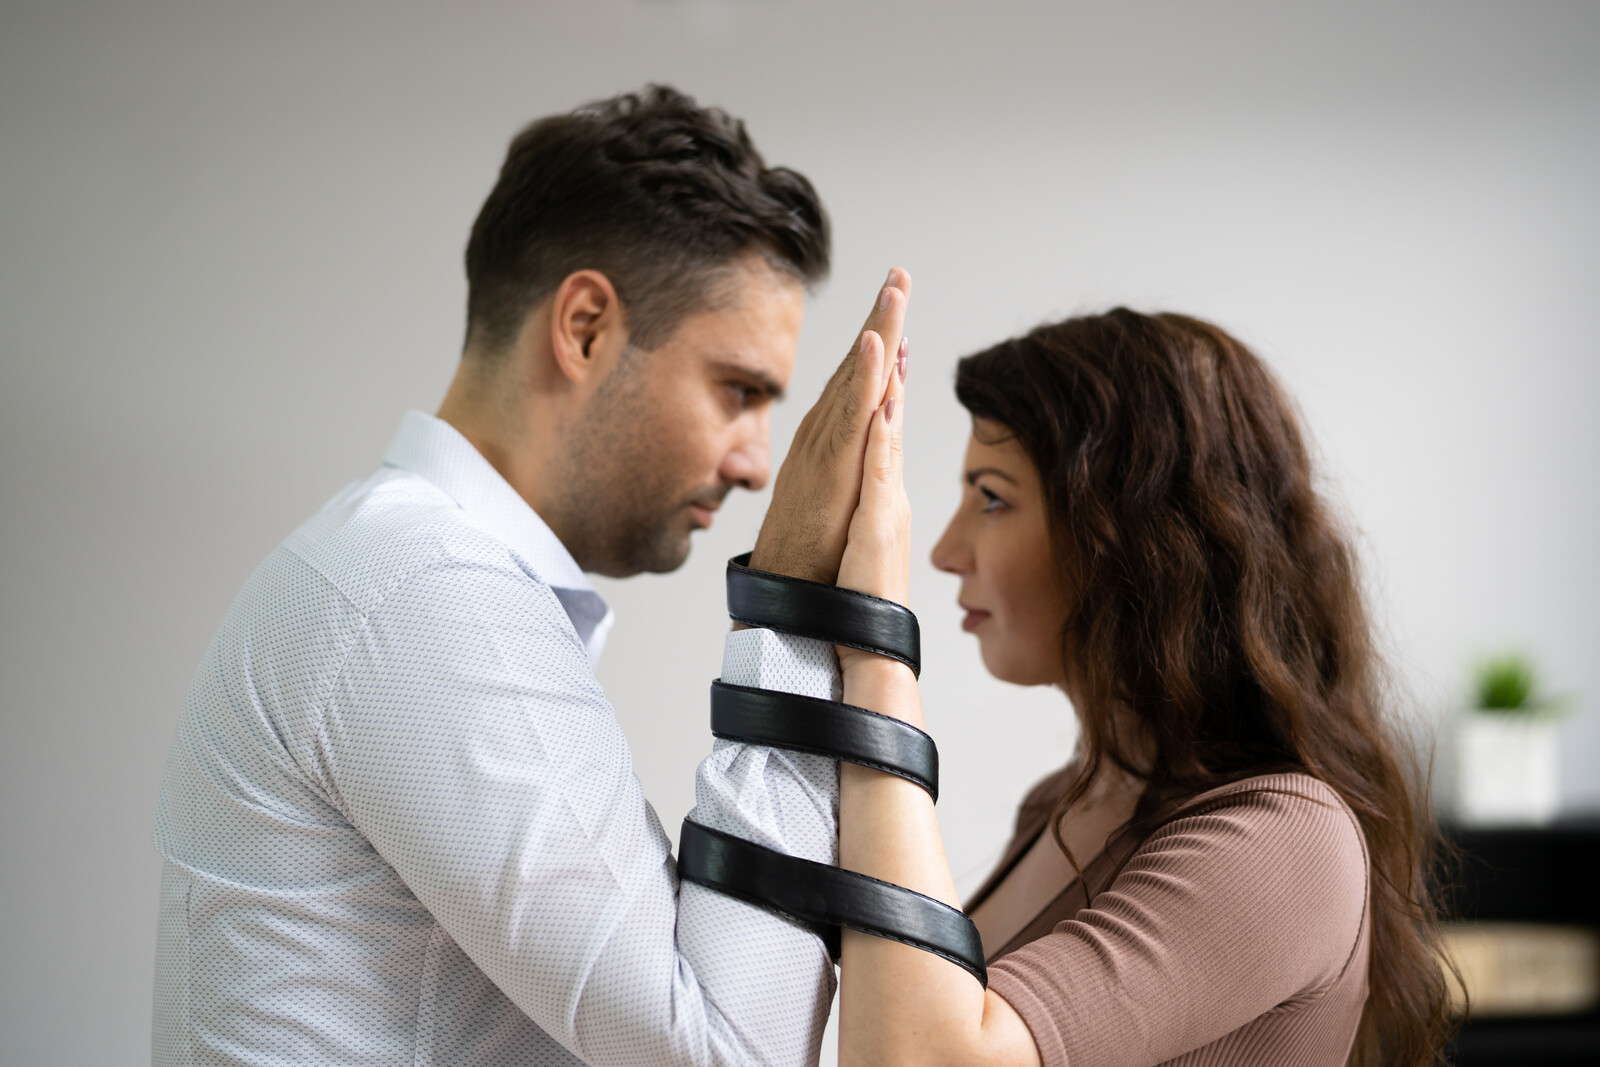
[678,271,804,383]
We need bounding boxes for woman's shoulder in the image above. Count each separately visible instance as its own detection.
[1135,772,1370,927]
[1157,771,1366,857]
[1172,771,1357,821]
[1097,772,1371,989]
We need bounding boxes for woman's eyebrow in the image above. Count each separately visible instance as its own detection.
[964,466,1019,486]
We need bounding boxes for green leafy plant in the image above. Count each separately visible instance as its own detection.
[1469,651,1575,717]
[1474,653,1536,711]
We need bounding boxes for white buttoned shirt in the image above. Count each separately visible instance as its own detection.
[153,412,841,1067]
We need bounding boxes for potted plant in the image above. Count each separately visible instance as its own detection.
[1453,652,1567,826]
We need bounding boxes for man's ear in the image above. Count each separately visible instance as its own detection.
[548,269,628,386]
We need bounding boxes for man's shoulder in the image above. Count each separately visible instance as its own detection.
[278,465,536,617]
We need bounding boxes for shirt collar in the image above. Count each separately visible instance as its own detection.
[382,410,614,664]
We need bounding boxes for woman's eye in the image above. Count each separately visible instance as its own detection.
[979,487,1007,513]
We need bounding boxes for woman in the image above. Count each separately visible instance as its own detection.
[828,307,1454,1065]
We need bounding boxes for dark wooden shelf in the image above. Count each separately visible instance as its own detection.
[1441,821,1600,925]
[1438,820,1600,1065]
[1452,1012,1600,1065]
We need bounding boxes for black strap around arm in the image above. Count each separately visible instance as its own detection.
[710,681,939,801]
[726,553,921,676]
[695,551,984,986]
[678,819,987,987]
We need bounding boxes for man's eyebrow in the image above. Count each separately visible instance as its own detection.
[965,466,1020,486]
[712,359,786,401]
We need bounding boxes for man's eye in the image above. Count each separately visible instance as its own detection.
[979,487,1008,513]
[728,384,761,408]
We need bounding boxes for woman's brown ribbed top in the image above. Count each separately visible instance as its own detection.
[969,770,1371,1067]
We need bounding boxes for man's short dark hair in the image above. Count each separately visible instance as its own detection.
[464,85,831,354]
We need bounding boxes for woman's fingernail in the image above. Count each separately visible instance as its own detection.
[885,397,896,423]
[898,352,907,383]
[897,337,909,381]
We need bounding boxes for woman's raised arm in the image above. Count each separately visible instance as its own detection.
[833,340,1043,1067]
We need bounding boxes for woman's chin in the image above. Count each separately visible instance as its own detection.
[978,639,1060,688]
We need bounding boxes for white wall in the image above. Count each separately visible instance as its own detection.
[2,2,1597,1063]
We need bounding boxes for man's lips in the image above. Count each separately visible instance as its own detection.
[685,486,728,530]
[960,603,991,632]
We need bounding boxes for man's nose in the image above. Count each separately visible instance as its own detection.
[719,421,771,493]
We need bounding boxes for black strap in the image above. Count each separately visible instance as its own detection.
[726,553,921,676]
[710,681,939,801]
[678,819,987,988]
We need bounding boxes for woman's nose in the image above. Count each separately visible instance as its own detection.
[930,511,972,575]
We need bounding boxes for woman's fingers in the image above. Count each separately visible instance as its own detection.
[845,325,910,605]
[868,327,906,497]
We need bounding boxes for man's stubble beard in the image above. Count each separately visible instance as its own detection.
[555,359,705,578]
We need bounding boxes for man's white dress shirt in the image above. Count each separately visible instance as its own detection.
[153,412,841,1067]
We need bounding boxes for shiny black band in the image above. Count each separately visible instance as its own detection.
[710,681,939,801]
[678,819,987,987]
[726,553,921,676]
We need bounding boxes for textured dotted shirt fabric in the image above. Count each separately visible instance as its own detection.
[152,411,843,1067]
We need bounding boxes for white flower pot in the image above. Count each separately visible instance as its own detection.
[1454,711,1560,826]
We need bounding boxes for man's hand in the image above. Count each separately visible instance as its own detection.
[748,268,910,584]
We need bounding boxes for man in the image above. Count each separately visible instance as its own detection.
[152,87,909,1066]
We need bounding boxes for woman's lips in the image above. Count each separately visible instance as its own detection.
[960,606,991,632]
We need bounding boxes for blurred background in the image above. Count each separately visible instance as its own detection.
[3,1,1597,1063]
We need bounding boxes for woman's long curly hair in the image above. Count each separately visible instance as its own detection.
[954,309,1456,1065]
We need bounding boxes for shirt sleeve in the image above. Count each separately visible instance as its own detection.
[318,559,842,1067]
[669,628,843,1062]
[986,787,1369,1067]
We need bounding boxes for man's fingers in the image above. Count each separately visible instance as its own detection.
[856,268,910,385]
[860,267,910,329]
[838,330,885,429]
[826,267,911,393]
[827,268,909,441]
[750,270,909,584]
[814,268,905,396]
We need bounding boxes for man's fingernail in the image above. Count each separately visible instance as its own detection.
[886,267,898,287]
[884,397,896,423]
[878,287,893,311]
[859,332,871,354]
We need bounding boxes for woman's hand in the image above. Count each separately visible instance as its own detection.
[747,269,910,585]
[828,310,1042,1067]
[836,315,910,673]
